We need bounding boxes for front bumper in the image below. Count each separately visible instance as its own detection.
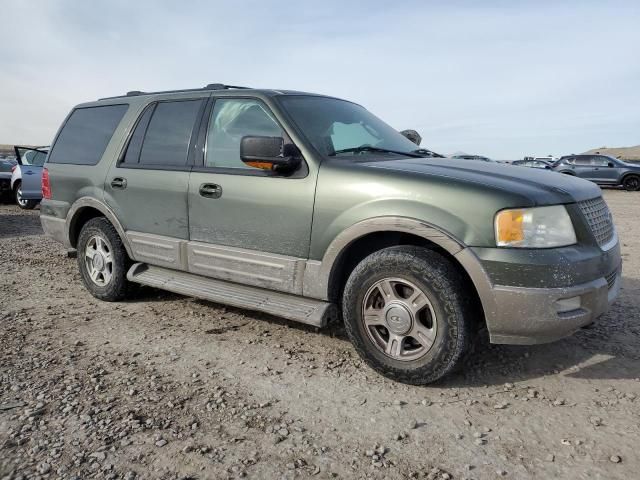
[485,268,620,344]
[455,242,622,345]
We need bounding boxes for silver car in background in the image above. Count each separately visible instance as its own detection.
[11,146,49,209]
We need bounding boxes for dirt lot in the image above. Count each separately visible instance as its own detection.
[1,190,639,480]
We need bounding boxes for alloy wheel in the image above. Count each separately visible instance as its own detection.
[84,235,114,286]
[16,188,28,207]
[361,277,438,361]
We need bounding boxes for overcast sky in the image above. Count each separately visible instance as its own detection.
[1,0,638,158]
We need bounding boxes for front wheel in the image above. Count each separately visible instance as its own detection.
[342,246,473,385]
[77,217,132,301]
[14,183,37,209]
[622,175,640,192]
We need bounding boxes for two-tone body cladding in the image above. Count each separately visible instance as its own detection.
[40,84,622,384]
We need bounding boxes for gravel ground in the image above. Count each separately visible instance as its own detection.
[1,190,639,480]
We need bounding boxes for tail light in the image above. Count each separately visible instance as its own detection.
[11,165,17,172]
[42,168,51,199]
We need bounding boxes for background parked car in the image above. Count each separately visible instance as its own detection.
[512,159,553,169]
[450,154,494,162]
[553,154,640,191]
[11,146,49,209]
[0,157,18,201]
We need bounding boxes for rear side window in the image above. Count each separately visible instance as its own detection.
[138,100,203,167]
[122,106,154,165]
[48,104,128,165]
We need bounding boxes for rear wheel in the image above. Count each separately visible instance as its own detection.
[14,182,37,209]
[342,246,472,385]
[77,217,132,301]
[622,175,640,192]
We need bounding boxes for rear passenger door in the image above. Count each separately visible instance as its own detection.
[105,97,206,268]
[572,157,595,180]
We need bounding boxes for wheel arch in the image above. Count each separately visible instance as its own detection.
[621,171,640,183]
[66,197,132,257]
[303,217,488,329]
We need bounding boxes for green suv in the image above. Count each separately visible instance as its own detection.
[40,84,622,384]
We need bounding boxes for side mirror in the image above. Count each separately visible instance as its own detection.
[608,162,615,168]
[400,129,422,146]
[240,136,302,172]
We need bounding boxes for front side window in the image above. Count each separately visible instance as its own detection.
[138,100,203,167]
[48,104,128,165]
[279,95,420,157]
[205,98,283,168]
[591,156,611,167]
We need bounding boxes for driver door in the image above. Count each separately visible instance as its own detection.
[187,97,317,294]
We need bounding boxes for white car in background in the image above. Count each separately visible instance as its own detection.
[11,146,49,209]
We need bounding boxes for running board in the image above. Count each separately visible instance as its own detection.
[127,263,334,328]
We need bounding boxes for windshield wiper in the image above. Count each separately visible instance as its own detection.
[329,146,424,158]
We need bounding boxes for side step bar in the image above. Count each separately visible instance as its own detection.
[127,263,335,328]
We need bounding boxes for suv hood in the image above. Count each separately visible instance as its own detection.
[362,157,602,205]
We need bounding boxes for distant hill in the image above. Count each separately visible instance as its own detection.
[583,145,640,162]
[0,144,16,156]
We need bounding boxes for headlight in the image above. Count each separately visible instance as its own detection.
[495,205,577,248]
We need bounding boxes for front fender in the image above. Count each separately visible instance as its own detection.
[303,213,466,300]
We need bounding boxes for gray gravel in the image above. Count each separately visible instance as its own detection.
[1,189,639,479]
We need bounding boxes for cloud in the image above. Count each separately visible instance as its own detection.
[1,0,639,158]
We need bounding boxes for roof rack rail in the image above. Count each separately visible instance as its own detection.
[100,83,251,100]
[204,83,249,90]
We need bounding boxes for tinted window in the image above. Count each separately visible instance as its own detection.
[48,105,128,165]
[574,157,591,166]
[31,151,47,166]
[139,100,203,167]
[205,98,283,168]
[122,106,154,164]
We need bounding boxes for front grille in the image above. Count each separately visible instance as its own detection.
[605,269,618,290]
[578,197,615,248]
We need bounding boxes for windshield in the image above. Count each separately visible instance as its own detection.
[278,96,423,157]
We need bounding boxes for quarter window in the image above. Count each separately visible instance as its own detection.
[138,100,203,167]
[205,99,283,169]
[48,104,128,165]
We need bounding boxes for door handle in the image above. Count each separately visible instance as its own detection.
[199,183,222,199]
[24,170,34,175]
[111,177,127,189]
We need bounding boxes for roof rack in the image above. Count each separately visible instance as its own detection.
[100,83,250,101]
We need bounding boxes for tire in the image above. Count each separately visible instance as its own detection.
[342,246,472,385]
[14,182,37,210]
[77,217,132,301]
[622,175,640,192]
